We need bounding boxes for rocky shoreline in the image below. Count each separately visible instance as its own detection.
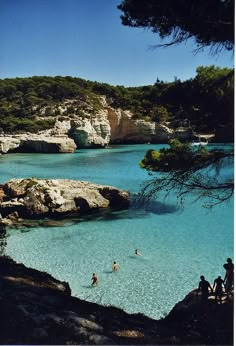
[0,256,233,345]
[0,178,130,222]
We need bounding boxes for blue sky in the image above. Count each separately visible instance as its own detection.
[0,0,234,86]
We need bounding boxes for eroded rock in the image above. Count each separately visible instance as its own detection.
[0,97,198,154]
[0,178,130,219]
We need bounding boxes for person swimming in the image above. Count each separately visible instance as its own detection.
[112,261,120,271]
[135,249,142,256]
[91,273,98,286]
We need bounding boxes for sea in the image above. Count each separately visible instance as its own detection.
[0,144,233,319]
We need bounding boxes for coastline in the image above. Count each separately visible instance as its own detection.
[0,256,233,345]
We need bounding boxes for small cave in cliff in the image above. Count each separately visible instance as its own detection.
[9,142,60,154]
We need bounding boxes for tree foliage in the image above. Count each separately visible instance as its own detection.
[0,67,233,138]
[118,0,234,53]
[118,1,234,207]
[138,140,234,208]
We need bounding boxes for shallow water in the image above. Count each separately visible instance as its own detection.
[1,144,233,319]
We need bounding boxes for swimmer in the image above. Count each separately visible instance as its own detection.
[135,249,142,256]
[91,273,98,286]
[112,261,120,271]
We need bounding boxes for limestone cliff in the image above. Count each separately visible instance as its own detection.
[0,97,196,154]
[0,134,76,154]
[107,108,156,143]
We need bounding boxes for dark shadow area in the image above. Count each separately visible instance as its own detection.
[131,199,179,215]
[3,197,179,233]
[81,285,94,289]
[103,270,113,274]
[0,225,7,256]
[127,255,138,260]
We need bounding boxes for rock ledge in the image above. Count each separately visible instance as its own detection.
[0,178,130,220]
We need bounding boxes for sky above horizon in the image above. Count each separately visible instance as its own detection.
[0,0,234,86]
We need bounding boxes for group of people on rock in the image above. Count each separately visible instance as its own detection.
[91,249,142,286]
[197,258,234,304]
[90,254,234,301]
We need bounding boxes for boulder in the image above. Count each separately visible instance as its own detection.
[0,178,130,219]
[0,137,21,153]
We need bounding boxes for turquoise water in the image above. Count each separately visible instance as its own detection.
[1,144,234,319]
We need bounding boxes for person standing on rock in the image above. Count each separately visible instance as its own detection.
[223,258,234,298]
[213,275,225,303]
[197,275,213,309]
[91,273,98,286]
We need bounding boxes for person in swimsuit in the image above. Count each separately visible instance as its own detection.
[91,273,98,286]
[135,249,142,256]
[112,261,120,271]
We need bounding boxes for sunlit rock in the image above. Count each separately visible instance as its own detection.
[0,178,130,219]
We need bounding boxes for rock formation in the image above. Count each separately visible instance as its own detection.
[0,97,198,154]
[70,115,110,148]
[107,108,156,143]
[0,178,130,219]
[0,256,233,345]
[0,136,21,153]
[0,134,76,154]
[107,107,194,144]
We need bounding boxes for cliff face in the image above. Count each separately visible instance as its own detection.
[0,97,196,154]
[70,113,111,148]
[0,134,76,154]
[107,107,156,143]
[0,256,233,345]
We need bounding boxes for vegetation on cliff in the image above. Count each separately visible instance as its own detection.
[0,65,233,138]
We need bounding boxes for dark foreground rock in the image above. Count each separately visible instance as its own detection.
[0,256,233,345]
[0,178,130,221]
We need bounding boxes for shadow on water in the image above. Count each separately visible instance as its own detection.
[4,197,179,233]
[81,285,99,290]
[76,198,179,223]
[132,199,179,215]
[128,255,137,260]
[103,270,113,274]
